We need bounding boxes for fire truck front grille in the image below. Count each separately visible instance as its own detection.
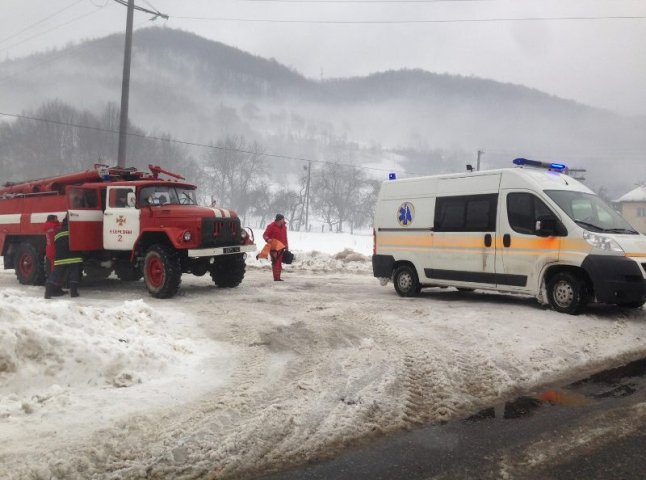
[201,217,241,247]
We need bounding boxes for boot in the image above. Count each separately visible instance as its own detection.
[70,283,79,298]
[51,286,67,297]
[44,284,53,299]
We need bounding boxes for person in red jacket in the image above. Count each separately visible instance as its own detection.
[262,214,288,281]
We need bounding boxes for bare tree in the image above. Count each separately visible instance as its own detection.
[311,162,370,232]
[202,135,267,222]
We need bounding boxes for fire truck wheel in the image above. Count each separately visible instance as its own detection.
[114,262,143,282]
[210,254,246,288]
[14,242,46,286]
[143,244,182,298]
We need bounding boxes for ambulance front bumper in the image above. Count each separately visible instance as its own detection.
[582,255,646,305]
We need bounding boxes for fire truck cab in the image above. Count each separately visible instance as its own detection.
[0,165,256,298]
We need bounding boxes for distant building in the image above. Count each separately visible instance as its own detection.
[615,184,646,234]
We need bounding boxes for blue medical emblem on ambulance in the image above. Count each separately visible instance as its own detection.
[398,202,414,226]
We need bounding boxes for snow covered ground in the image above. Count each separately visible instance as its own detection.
[1,231,645,480]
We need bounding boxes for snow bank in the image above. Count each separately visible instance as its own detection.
[0,288,236,452]
[247,230,373,274]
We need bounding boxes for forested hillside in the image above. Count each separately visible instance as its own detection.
[1,26,644,204]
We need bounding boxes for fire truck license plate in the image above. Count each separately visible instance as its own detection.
[223,247,240,254]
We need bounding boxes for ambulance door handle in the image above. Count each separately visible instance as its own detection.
[484,234,492,247]
[503,234,511,248]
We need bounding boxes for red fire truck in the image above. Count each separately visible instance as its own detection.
[0,164,256,298]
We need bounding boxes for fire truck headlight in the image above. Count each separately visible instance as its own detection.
[183,231,192,242]
[241,229,248,239]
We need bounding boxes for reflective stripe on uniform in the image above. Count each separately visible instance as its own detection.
[54,257,82,266]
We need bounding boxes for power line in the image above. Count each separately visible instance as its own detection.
[0,16,154,84]
[0,111,415,175]
[233,0,491,2]
[112,0,168,20]
[172,14,646,24]
[0,0,85,46]
[0,2,110,54]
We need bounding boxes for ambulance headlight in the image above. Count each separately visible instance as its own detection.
[183,231,192,242]
[583,231,623,253]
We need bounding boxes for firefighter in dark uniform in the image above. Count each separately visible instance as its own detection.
[44,215,83,299]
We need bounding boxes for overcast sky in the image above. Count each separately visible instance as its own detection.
[2,0,645,116]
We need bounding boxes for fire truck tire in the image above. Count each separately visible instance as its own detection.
[114,262,143,282]
[143,244,182,298]
[210,254,246,288]
[14,242,47,286]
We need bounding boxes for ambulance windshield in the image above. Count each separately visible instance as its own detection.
[545,190,637,234]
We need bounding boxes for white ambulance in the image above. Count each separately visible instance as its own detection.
[372,159,646,314]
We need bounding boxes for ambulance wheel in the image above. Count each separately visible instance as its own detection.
[143,244,182,298]
[14,242,46,285]
[393,265,421,297]
[547,272,587,315]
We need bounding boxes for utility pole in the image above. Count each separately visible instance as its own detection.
[117,0,134,168]
[114,0,168,167]
[476,149,484,171]
[304,160,312,232]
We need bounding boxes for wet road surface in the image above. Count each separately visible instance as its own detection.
[262,359,646,480]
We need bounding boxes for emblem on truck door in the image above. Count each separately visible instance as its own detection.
[116,215,127,227]
[398,202,414,226]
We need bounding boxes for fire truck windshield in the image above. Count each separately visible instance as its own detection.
[140,186,197,206]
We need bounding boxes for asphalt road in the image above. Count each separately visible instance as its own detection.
[262,359,646,480]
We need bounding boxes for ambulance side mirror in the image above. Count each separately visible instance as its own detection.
[535,216,557,237]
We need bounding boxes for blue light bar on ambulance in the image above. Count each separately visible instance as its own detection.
[389,172,397,180]
[513,158,567,172]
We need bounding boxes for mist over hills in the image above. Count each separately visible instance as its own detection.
[1,26,643,195]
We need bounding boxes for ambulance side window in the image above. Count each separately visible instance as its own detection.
[507,193,555,235]
[434,194,498,232]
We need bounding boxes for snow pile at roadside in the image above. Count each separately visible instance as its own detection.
[247,230,373,273]
[0,288,235,451]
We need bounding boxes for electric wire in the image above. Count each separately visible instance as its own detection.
[0,0,85,46]
[0,3,111,54]
[0,112,416,175]
[172,14,646,24]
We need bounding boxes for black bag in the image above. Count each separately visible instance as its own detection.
[282,249,294,265]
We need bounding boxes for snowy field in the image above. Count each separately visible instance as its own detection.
[1,231,645,480]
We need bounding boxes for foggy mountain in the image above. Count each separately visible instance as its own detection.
[1,26,644,195]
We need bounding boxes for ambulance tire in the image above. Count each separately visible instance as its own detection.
[547,272,587,315]
[15,242,46,286]
[143,244,182,298]
[393,264,421,297]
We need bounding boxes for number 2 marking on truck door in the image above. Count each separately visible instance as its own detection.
[118,234,123,242]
